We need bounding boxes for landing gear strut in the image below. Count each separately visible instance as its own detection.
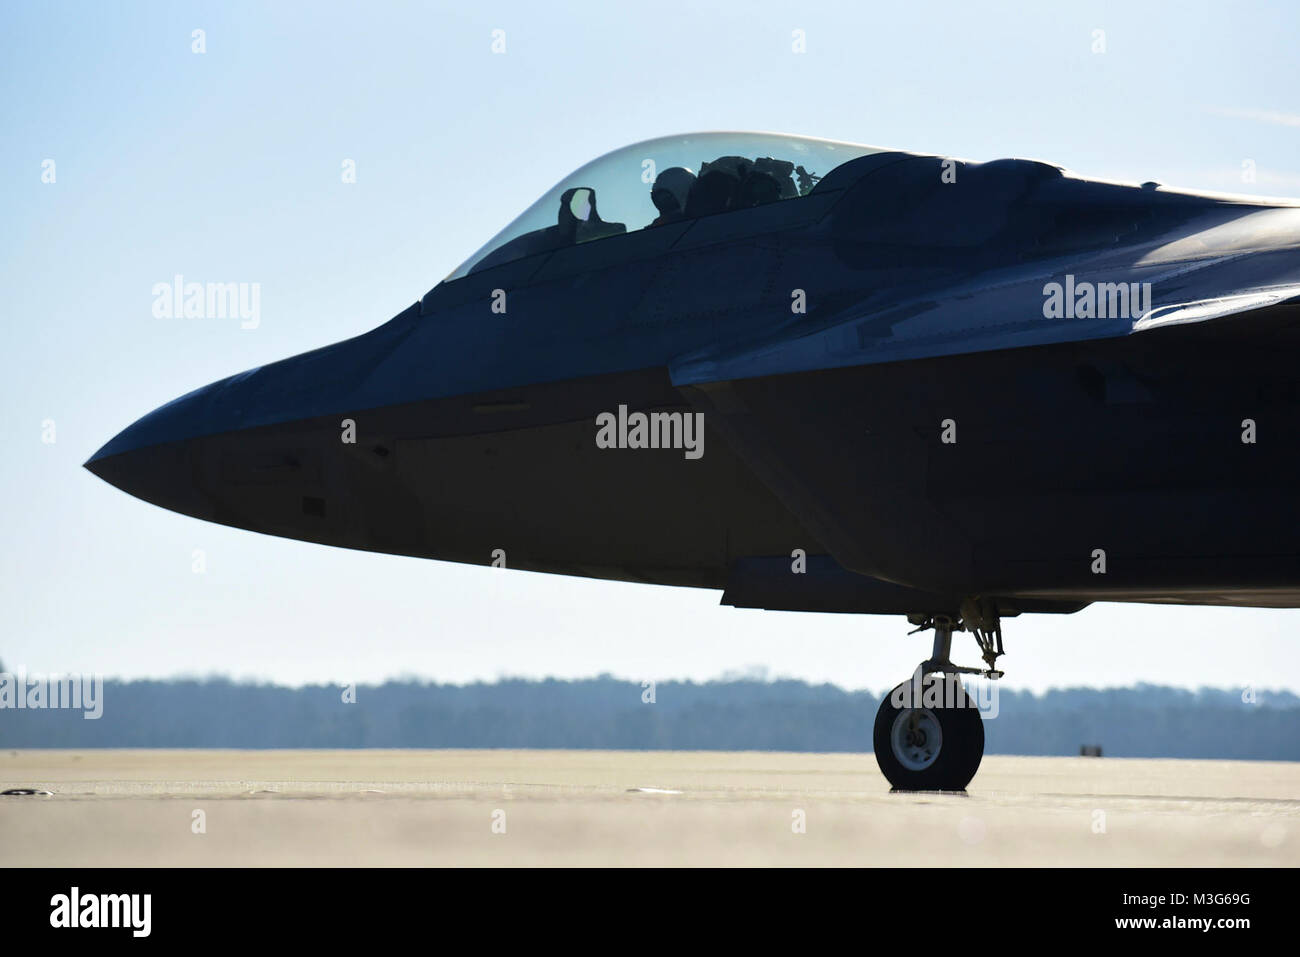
[873,601,1005,792]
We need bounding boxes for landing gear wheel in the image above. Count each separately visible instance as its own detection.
[874,675,984,791]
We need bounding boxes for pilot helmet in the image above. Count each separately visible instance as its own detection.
[651,166,696,214]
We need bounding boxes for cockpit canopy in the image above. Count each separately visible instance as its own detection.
[447,132,881,279]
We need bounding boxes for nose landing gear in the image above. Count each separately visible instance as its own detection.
[873,602,1004,792]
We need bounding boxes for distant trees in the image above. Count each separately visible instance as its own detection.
[1,676,1296,759]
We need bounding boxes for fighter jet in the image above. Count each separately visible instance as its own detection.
[86,132,1300,790]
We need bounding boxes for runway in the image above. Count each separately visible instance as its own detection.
[1,750,1296,866]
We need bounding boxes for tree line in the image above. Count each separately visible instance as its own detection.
[1,674,1296,759]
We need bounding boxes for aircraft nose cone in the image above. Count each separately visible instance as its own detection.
[84,384,220,517]
[85,432,214,519]
[87,383,209,467]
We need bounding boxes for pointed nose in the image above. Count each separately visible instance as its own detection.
[85,436,215,518]
[84,382,224,518]
[83,348,369,532]
[84,300,424,507]
[87,383,209,465]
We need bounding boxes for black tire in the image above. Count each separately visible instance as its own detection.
[873,674,985,791]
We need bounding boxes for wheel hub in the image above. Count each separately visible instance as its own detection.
[890,708,943,771]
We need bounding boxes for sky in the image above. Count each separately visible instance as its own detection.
[2,0,1299,693]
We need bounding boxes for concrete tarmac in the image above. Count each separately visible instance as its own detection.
[1,750,1296,866]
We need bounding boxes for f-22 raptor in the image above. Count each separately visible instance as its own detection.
[87,132,1300,790]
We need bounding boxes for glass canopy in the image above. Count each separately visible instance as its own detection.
[447,132,881,279]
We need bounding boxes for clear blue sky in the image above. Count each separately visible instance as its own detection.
[3,0,1299,692]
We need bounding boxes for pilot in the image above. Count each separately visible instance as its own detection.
[647,167,696,227]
